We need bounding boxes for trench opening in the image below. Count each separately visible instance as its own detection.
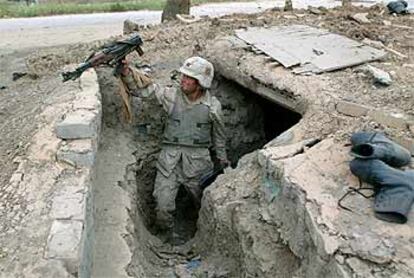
[133,75,302,245]
[94,69,302,277]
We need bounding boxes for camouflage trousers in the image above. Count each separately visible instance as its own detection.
[153,160,212,231]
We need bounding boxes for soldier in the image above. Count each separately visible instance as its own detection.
[121,56,228,235]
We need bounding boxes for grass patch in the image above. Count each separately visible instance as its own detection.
[0,0,249,18]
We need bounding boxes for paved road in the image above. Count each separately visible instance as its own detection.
[0,0,389,51]
[0,1,274,51]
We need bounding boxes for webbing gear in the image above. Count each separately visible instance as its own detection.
[163,95,211,147]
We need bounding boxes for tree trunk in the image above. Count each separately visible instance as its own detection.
[284,0,293,11]
[161,0,191,22]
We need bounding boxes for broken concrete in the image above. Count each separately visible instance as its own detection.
[57,139,97,168]
[335,100,370,117]
[195,137,413,277]
[351,13,371,24]
[363,65,392,86]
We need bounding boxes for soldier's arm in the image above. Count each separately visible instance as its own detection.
[210,97,228,163]
[121,65,176,114]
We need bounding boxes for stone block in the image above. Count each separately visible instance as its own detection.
[51,186,86,220]
[56,110,98,139]
[80,69,99,97]
[57,139,96,167]
[54,168,92,188]
[335,101,370,117]
[73,93,101,111]
[31,260,73,278]
[45,220,83,275]
[351,13,370,24]
[368,110,409,130]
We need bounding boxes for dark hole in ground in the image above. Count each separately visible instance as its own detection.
[133,75,303,245]
[258,96,302,142]
[212,76,302,166]
[97,68,303,276]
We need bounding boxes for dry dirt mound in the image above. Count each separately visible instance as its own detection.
[27,4,413,117]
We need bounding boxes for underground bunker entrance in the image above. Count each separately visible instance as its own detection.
[94,68,302,276]
[132,75,302,246]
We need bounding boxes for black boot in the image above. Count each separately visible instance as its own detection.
[350,159,414,224]
[350,132,411,168]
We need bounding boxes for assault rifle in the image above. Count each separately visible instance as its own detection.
[62,33,144,82]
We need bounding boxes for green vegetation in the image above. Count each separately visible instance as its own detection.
[0,0,246,18]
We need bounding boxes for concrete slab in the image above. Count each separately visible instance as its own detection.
[45,220,83,274]
[235,25,387,74]
[51,186,86,220]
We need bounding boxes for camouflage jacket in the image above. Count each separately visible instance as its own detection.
[122,72,227,178]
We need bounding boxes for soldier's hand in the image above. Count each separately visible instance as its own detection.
[120,59,130,76]
[219,159,230,169]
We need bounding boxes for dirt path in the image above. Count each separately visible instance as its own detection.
[0,0,388,52]
[0,1,276,52]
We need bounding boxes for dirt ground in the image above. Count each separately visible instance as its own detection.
[0,3,413,276]
[0,68,78,200]
[18,3,414,149]
[24,4,414,116]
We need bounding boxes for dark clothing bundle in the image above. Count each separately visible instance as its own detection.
[349,132,413,224]
[387,0,409,14]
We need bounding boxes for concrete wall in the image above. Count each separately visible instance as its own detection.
[48,69,102,277]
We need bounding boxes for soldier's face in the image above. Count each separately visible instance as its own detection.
[180,74,199,95]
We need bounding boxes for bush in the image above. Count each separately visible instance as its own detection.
[109,2,126,12]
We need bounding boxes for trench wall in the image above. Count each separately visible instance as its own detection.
[46,69,101,277]
[0,68,101,278]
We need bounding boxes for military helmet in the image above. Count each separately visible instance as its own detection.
[179,56,214,89]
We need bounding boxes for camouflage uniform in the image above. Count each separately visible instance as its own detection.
[122,74,227,230]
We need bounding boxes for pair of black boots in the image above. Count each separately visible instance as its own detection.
[349,132,413,224]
